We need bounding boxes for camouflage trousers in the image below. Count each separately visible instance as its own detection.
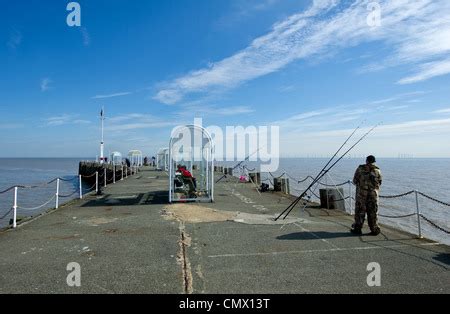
[353,190,380,232]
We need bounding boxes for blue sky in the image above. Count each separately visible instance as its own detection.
[1,0,450,158]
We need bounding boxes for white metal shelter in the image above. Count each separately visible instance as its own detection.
[110,151,122,165]
[169,125,214,203]
[156,148,169,171]
[128,150,143,166]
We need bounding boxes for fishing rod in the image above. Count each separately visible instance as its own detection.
[274,122,363,221]
[216,145,265,183]
[279,123,380,220]
[275,122,380,221]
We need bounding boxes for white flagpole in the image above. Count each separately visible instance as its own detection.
[100,106,105,164]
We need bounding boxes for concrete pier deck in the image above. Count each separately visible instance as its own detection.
[1,167,449,293]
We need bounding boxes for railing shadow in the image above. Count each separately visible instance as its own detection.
[433,253,450,266]
[277,231,355,240]
[81,190,169,207]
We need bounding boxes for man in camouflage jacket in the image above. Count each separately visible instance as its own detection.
[351,155,382,235]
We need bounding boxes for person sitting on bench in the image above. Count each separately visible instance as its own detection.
[178,165,197,190]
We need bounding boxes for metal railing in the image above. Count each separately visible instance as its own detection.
[0,165,141,229]
[217,165,450,239]
[292,175,450,238]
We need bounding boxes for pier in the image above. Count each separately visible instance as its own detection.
[0,166,449,293]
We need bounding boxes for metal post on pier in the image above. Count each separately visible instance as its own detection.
[348,180,353,215]
[56,178,60,209]
[113,165,116,184]
[415,190,423,239]
[121,166,124,181]
[104,168,107,187]
[79,175,83,199]
[95,172,98,193]
[12,186,18,229]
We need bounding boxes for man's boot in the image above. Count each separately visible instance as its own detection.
[369,227,381,236]
[350,224,362,235]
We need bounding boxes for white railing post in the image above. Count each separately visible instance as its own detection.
[79,175,82,199]
[415,190,423,239]
[12,186,18,228]
[104,168,107,187]
[56,178,60,209]
[95,172,98,193]
[348,180,353,215]
[121,166,124,181]
[113,165,116,184]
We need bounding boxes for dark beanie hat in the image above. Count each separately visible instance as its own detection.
[366,155,376,163]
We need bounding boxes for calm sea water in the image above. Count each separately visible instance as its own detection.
[219,158,450,246]
[1,158,449,246]
[0,158,90,229]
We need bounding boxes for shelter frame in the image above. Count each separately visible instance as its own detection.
[169,125,214,203]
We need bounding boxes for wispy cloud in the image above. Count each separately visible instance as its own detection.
[398,58,450,85]
[180,104,255,117]
[7,28,22,50]
[81,27,90,46]
[278,116,450,157]
[369,91,427,106]
[92,92,132,99]
[306,118,450,139]
[278,85,297,92]
[106,113,176,131]
[155,0,450,104]
[433,108,450,114]
[381,105,409,111]
[216,0,280,28]
[237,0,280,14]
[40,78,52,92]
[44,114,91,126]
[271,92,421,132]
[271,107,350,131]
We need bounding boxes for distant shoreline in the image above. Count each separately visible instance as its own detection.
[0,157,449,160]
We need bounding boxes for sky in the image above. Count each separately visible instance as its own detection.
[1,0,450,158]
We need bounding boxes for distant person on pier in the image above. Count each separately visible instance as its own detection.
[351,155,382,236]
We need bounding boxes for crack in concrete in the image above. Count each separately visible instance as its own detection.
[177,222,193,294]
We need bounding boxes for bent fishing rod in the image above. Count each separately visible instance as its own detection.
[216,145,265,183]
[275,122,380,221]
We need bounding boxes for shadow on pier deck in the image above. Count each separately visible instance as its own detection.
[0,166,449,293]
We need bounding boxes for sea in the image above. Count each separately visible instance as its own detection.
[1,158,449,246]
[0,158,89,229]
